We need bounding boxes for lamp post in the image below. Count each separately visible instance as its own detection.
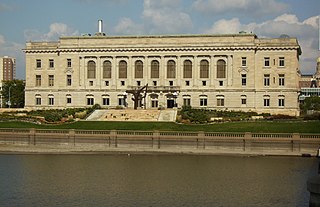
[8,83,16,108]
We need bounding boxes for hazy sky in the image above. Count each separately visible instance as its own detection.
[0,0,319,79]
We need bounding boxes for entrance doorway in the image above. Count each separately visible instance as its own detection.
[167,100,174,108]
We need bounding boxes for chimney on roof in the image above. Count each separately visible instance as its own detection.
[95,20,106,36]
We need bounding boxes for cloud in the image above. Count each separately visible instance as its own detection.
[24,23,79,41]
[205,14,320,74]
[113,0,193,35]
[0,3,15,12]
[193,0,288,17]
[0,34,25,79]
[114,18,144,35]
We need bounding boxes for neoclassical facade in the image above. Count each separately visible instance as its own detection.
[24,33,302,116]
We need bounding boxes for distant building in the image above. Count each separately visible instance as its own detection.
[299,57,320,102]
[0,56,16,108]
[23,21,302,116]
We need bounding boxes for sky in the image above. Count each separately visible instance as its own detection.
[0,0,319,79]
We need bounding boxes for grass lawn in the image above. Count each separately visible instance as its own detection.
[0,120,319,133]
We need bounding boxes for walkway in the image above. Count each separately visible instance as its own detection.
[86,109,177,122]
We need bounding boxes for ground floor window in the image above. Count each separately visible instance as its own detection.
[200,97,207,106]
[217,95,224,106]
[103,98,110,106]
[36,97,41,105]
[183,98,191,106]
[241,95,247,105]
[263,96,270,107]
[278,96,285,107]
[67,97,72,104]
[48,97,54,105]
[118,98,125,106]
[151,100,158,108]
[87,97,94,105]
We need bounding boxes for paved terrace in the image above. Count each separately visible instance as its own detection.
[86,109,177,122]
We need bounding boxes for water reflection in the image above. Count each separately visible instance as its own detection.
[0,155,317,207]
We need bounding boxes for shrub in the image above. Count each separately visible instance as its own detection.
[44,111,63,122]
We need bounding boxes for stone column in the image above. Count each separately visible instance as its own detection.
[227,55,233,86]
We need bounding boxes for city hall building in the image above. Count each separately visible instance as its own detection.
[24,25,302,116]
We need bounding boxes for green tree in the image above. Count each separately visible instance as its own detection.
[301,96,320,113]
[1,80,25,108]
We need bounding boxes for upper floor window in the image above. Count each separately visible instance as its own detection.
[49,59,54,68]
[36,59,41,68]
[167,60,176,79]
[241,74,247,86]
[264,57,270,67]
[279,57,285,67]
[264,74,270,86]
[67,75,72,86]
[67,59,72,68]
[103,60,112,79]
[119,60,127,79]
[183,60,192,79]
[151,60,159,79]
[279,74,285,86]
[135,60,143,79]
[36,75,41,87]
[200,60,209,79]
[87,61,96,79]
[48,75,54,87]
[241,57,247,67]
[217,59,226,79]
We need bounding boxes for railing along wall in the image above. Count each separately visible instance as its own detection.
[0,128,320,153]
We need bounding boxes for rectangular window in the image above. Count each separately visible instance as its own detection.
[36,59,41,68]
[264,74,270,86]
[202,81,207,86]
[241,74,247,86]
[241,57,247,67]
[151,100,158,108]
[169,81,173,86]
[103,98,110,106]
[264,57,270,67]
[118,98,125,106]
[67,59,72,68]
[36,75,41,86]
[105,81,109,86]
[279,57,285,67]
[200,98,207,106]
[121,81,125,86]
[36,98,41,105]
[217,98,224,106]
[241,98,247,105]
[278,98,285,107]
[186,81,190,86]
[67,97,72,104]
[153,81,157,86]
[183,98,191,106]
[137,81,141,86]
[87,98,94,105]
[48,97,54,105]
[49,59,54,68]
[67,75,72,86]
[264,98,270,107]
[279,74,285,86]
[219,81,223,86]
[48,75,54,87]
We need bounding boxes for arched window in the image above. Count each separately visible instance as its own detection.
[87,61,96,79]
[167,60,176,79]
[103,60,111,79]
[217,59,226,79]
[135,60,143,79]
[151,60,159,78]
[183,60,192,78]
[200,60,209,78]
[119,60,127,79]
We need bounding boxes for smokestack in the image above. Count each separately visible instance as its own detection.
[95,20,106,36]
[98,20,103,33]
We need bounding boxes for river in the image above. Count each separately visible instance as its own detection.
[0,154,317,207]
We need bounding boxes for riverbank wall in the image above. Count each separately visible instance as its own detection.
[0,128,320,156]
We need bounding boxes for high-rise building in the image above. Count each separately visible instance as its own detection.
[0,56,16,107]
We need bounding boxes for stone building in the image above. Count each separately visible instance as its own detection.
[299,57,320,101]
[24,27,302,116]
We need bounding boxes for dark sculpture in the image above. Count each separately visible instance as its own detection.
[126,84,148,110]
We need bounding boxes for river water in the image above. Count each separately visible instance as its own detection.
[0,154,317,207]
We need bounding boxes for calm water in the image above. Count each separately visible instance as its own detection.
[0,154,317,207]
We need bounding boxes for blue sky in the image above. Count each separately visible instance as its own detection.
[0,0,319,79]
